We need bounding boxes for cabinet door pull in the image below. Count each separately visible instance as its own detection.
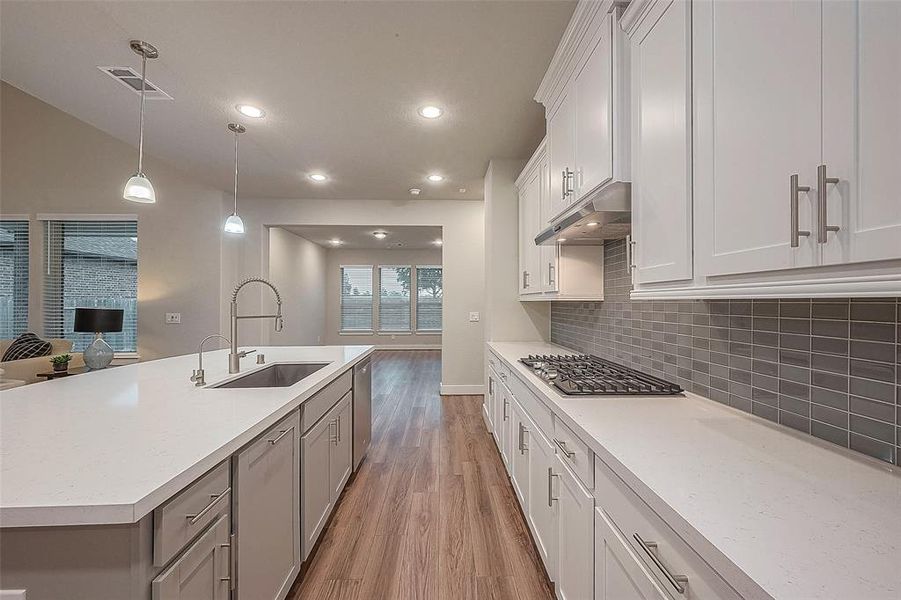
[502,398,509,421]
[553,437,575,460]
[561,169,567,200]
[185,487,230,525]
[817,164,840,243]
[548,262,556,286]
[267,428,291,446]
[518,423,530,453]
[790,174,811,248]
[547,467,559,507]
[633,533,688,594]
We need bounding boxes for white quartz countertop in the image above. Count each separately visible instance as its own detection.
[0,345,374,528]
[488,342,901,600]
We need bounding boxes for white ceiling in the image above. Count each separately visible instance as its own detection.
[0,0,574,201]
[283,225,443,250]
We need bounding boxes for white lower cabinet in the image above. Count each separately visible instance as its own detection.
[526,422,559,584]
[301,392,353,560]
[152,513,231,600]
[554,456,595,600]
[595,508,670,600]
[485,370,497,432]
[234,410,301,600]
[510,397,531,510]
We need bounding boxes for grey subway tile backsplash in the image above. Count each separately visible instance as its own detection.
[550,239,900,465]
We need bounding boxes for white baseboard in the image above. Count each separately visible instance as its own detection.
[0,591,27,600]
[440,384,485,396]
[375,345,442,351]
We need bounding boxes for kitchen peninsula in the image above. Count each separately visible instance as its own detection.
[0,345,374,600]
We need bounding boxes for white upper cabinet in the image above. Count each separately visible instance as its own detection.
[693,0,822,277]
[548,92,577,220]
[519,161,543,295]
[539,1,630,223]
[626,0,693,285]
[822,0,901,265]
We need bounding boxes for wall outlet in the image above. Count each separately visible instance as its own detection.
[165,312,181,324]
[469,312,480,322]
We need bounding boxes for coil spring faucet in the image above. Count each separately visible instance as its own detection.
[229,277,284,373]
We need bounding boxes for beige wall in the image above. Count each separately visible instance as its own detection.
[484,159,550,342]
[268,227,327,345]
[0,83,226,360]
[220,198,485,393]
[323,247,442,347]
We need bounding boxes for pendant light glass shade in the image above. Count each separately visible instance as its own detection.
[124,41,159,204]
[224,123,247,234]
[224,213,245,234]
[124,174,156,203]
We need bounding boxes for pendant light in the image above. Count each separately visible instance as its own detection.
[123,40,159,203]
[224,123,246,234]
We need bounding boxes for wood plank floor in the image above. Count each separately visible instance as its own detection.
[289,350,555,600]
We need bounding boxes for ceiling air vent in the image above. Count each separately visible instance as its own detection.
[97,66,172,99]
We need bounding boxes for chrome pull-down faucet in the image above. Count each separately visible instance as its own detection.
[229,277,283,374]
[191,334,231,386]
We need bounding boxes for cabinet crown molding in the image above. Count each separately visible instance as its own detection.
[534,0,621,110]
[619,0,660,36]
[514,137,547,190]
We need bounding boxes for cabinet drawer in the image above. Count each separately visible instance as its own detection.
[552,415,593,490]
[487,351,511,386]
[154,460,230,567]
[594,458,743,600]
[302,369,352,432]
[506,372,553,440]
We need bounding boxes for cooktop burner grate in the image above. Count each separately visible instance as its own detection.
[519,354,683,396]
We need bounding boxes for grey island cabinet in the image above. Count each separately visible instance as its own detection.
[0,345,373,600]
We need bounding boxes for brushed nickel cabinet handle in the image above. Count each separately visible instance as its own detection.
[547,467,555,507]
[503,398,509,421]
[790,174,811,248]
[633,533,688,594]
[553,437,575,459]
[548,263,556,286]
[268,428,291,446]
[817,164,840,243]
[219,538,232,585]
[561,169,567,200]
[337,415,341,443]
[518,423,530,453]
[185,487,230,525]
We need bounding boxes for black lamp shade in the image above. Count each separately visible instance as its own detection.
[74,308,124,333]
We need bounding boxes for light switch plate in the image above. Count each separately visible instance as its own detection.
[469,312,480,322]
[165,312,181,324]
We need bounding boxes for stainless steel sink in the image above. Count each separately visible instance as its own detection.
[211,363,330,388]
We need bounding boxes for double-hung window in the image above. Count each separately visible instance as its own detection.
[0,219,30,339]
[340,266,374,332]
[378,266,411,332]
[415,266,442,332]
[43,219,138,352]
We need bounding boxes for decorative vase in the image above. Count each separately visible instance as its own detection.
[83,333,114,370]
[53,362,68,373]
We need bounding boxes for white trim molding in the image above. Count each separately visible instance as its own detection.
[439,383,485,396]
[36,213,139,222]
[630,273,901,300]
[375,344,441,351]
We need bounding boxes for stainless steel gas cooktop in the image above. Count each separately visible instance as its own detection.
[519,354,683,396]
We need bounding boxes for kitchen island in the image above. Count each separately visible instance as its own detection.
[0,345,374,600]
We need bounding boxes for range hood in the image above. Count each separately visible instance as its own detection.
[535,181,631,246]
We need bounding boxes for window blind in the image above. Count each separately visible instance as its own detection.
[340,266,373,331]
[43,220,138,352]
[378,266,411,332]
[416,266,442,332]
[0,220,30,339]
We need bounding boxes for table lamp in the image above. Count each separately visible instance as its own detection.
[74,308,124,370]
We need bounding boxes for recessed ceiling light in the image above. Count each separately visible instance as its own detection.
[557,238,567,243]
[236,104,265,118]
[418,105,443,119]
[409,188,422,196]
[458,188,467,193]
[433,239,443,246]
[329,238,342,246]
[586,221,599,227]
[427,174,444,183]
[373,231,388,239]
[309,173,328,182]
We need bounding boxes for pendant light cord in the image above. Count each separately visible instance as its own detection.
[233,129,239,215]
[137,51,147,175]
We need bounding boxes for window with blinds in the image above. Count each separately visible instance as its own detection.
[43,220,138,352]
[378,266,411,332]
[0,220,30,339]
[416,266,442,332]
[340,266,374,332]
